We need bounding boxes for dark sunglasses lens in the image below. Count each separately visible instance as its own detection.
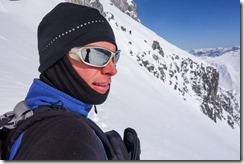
[114,51,120,64]
[81,48,111,66]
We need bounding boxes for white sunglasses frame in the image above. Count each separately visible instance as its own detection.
[69,46,121,68]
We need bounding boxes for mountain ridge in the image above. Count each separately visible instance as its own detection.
[188,46,240,57]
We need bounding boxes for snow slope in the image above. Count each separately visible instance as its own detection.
[0,0,240,160]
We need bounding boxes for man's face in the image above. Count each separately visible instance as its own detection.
[67,41,117,94]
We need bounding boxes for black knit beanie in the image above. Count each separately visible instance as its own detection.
[38,2,117,72]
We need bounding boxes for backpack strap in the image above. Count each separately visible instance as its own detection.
[0,129,9,159]
[0,101,33,159]
[1,106,63,159]
[0,101,33,129]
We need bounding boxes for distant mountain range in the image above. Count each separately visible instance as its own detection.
[188,46,240,57]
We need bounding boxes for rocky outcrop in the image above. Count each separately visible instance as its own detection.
[66,0,105,16]
[134,40,240,129]
[110,0,140,22]
[66,0,140,22]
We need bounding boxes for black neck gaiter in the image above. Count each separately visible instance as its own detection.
[40,56,109,105]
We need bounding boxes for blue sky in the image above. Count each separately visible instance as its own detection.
[133,0,240,50]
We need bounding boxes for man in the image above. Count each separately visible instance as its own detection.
[1,2,140,160]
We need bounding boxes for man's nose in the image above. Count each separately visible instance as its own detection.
[101,60,117,76]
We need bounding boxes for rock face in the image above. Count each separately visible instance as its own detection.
[66,0,139,22]
[135,40,240,129]
[66,0,105,16]
[110,0,140,22]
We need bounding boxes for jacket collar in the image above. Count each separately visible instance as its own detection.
[25,79,93,117]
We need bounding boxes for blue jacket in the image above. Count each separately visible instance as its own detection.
[9,79,100,159]
[25,79,93,116]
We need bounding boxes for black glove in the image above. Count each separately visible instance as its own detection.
[123,128,141,160]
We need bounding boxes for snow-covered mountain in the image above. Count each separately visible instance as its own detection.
[93,0,240,129]
[188,46,240,57]
[0,0,240,160]
[188,46,241,127]
[188,46,240,107]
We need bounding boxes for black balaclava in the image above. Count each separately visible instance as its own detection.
[40,56,109,104]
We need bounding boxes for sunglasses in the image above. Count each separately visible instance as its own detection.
[69,46,121,67]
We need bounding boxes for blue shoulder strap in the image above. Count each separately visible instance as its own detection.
[9,132,25,160]
[0,101,33,160]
